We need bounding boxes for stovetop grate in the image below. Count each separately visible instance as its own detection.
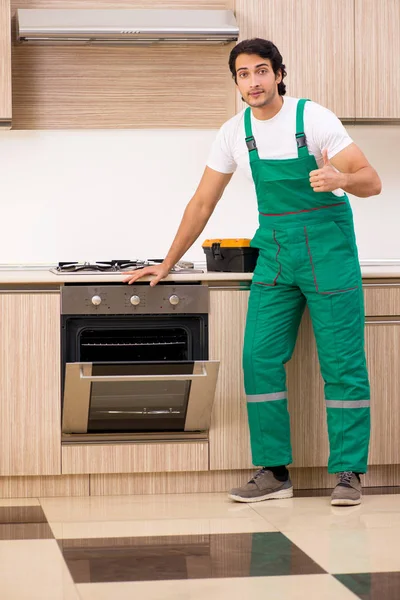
[56,260,164,273]
[53,259,202,274]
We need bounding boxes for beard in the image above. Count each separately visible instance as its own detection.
[242,88,276,108]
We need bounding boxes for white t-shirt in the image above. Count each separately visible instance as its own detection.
[206,96,353,197]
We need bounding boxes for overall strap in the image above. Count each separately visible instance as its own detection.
[295,98,310,158]
[244,107,259,163]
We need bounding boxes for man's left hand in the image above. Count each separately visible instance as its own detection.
[309,149,346,193]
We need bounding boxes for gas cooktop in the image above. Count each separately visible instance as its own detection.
[50,260,204,275]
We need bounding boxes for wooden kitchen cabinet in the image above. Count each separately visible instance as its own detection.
[355,0,400,119]
[0,0,11,128]
[208,288,331,470]
[234,0,355,118]
[0,292,61,475]
[209,284,400,470]
[208,288,330,470]
[364,283,400,316]
[62,442,209,475]
[365,319,400,464]
[209,288,253,470]
[289,296,400,467]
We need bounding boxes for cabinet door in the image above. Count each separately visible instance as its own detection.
[0,0,11,127]
[209,290,400,471]
[208,292,330,470]
[209,289,253,470]
[0,293,61,475]
[355,0,400,119]
[365,319,400,464]
[234,0,355,118]
[287,315,400,467]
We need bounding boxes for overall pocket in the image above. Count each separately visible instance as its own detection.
[251,229,282,287]
[304,220,360,294]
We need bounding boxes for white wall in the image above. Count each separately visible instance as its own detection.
[0,125,398,264]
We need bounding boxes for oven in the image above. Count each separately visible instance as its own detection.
[61,283,219,443]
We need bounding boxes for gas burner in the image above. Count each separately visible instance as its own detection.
[57,262,116,273]
[55,260,164,273]
[52,259,202,275]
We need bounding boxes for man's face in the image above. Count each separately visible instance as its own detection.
[235,54,282,108]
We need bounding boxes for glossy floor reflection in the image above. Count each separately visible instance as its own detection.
[335,572,400,599]
[59,531,325,584]
[0,505,53,540]
[0,490,399,598]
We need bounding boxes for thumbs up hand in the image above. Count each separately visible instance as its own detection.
[309,149,345,193]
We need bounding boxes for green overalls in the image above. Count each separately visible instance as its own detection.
[243,98,370,474]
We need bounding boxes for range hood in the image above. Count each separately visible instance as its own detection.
[16,8,239,45]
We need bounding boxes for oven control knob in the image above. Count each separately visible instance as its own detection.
[169,294,180,306]
[130,295,141,306]
[91,295,102,306]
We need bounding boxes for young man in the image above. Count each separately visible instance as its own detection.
[124,38,381,506]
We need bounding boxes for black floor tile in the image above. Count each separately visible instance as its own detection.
[0,506,47,524]
[0,505,53,540]
[59,532,326,584]
[335,572,400,599]
[0,522,54,540]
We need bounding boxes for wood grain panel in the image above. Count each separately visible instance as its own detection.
[366,320,400,465]
[90,469,255,496]
[0,475,89,497]
[12,0,231,9]
[0,293,61,476]
[355,0,400,119]
[0,0,12,126]
[11,0,236,129]
[292,465,400,489]
[364,283,400,316]
[234,0,355,118]
[208,289,253,470]
[62,441,208,474]
[90,465,400,495]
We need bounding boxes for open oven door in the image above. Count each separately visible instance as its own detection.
[62,360,220,439]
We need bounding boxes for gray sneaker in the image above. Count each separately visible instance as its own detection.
[228,468,293,503]
[331,471,362,506]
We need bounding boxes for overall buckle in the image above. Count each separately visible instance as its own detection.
[245,136,257,152]
[296,133,307,149]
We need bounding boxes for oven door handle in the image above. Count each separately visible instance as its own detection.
[79,366,208,382]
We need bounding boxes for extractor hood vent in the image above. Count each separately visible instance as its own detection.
[16,8,239,45]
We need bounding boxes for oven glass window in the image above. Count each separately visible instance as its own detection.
[87,363,193,433]
[80,327,189,362]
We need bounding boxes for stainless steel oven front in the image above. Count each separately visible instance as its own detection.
[61,284,219,443]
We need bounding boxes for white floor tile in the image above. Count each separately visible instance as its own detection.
[77,574,358,600]
[285,526,400,574]
[50,514,277,539]
[40,493,261,523]
[251,494,400,531]
[0,539,79,599]
[0,498,40,507]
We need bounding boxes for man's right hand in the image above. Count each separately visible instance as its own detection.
[122,263,170,287]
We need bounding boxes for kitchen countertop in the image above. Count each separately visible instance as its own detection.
[0,261,400,284]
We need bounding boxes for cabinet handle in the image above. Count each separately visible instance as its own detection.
[365,319,400,325]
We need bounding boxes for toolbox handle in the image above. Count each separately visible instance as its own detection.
[211,242,224,260]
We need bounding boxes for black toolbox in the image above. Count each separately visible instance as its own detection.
[202,239,259,272]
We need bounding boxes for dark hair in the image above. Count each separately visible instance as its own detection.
[228,38,287,96]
